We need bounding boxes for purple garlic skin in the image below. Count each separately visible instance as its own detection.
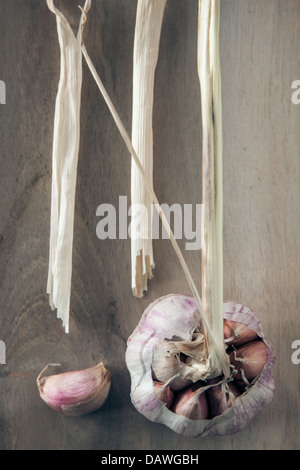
[125,294,275,437]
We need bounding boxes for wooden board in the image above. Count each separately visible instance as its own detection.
[0,0,299,450]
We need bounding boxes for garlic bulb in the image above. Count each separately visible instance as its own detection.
[125,294,275,437]
[37,362,111,416]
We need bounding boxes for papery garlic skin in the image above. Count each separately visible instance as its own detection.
[152,334,208,391]
[37,362,111,416]
[125,294,275,437]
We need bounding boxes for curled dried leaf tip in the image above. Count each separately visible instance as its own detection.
[78,5,88,46]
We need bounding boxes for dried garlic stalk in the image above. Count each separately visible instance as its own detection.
[198,0,229,377]
[46,0,91,333]
[131,0,166,298]
[80,6,228,379]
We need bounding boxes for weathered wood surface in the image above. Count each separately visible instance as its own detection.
[0,0,299,450]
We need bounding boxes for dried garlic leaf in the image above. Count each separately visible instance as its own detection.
[46,0,91,333]
[131,0,167,298]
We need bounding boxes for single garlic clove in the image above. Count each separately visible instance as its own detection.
[206,379,242,418]
[153,381,174,409]
[229,340,268,382]
[170,383,209,420]
[224,319,258,347]
[37,362,111,416]
[223,320,232,342]
[152,340,183,384]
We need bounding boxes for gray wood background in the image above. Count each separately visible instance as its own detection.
[0,0,299,450]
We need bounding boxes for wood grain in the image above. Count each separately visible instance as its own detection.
[0,0,299,450]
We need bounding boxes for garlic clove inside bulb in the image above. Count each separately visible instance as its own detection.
[170,383,209,420]
[37,362,111,416]
[224,319,258,347]
[229,340,269,382]
[206,379,242,418]
[153,381,174,409]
